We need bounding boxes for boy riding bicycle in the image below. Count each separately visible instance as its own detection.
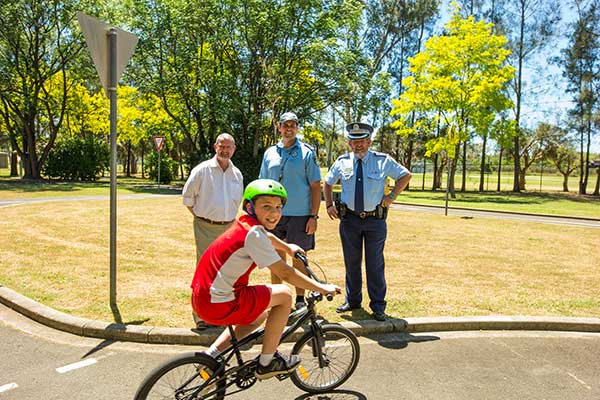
[191,179,340,380]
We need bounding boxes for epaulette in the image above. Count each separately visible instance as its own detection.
[372,151,387,158]
[300,141,315,152]
[336,153,350,160]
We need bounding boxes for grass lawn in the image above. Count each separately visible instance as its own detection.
[0,194,598,328]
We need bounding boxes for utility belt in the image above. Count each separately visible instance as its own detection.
[335,200,388,220]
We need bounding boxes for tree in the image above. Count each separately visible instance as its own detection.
[559,0,600,195]
[391,4,514,198]
[513,122,563,190]
[0,0,92,179]
[493,0,561,192]
[546,132,578,192]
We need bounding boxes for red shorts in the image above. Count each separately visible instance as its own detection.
[192,285,271,326]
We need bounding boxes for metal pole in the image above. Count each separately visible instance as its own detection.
[445,157,451,216]
[108,28,118,308]
[157,149,161,192]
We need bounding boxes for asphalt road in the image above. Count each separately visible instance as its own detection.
[391,203,600,229]
[2,303,599,400]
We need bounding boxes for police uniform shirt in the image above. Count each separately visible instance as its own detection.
[259,138,321,216]
[325,150,409,212]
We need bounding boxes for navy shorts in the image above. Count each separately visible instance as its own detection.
[271,215,315,251]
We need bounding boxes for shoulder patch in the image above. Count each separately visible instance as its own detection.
[372,151,387,158]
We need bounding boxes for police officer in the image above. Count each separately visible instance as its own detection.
[323,122,412,321]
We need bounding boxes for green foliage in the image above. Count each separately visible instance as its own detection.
[144,151,178,184]
[233,148,264,183]
[43,136,109,181]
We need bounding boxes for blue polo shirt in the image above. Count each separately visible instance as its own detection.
[259,138,321,216]
[325,150,409,212]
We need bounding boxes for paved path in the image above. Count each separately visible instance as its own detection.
[392,202,600,228]
[2,303,600,400]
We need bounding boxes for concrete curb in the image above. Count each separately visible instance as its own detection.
[2,286,599,345]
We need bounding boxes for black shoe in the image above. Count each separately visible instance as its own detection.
[294,300,307,311]
[255,352,301,380]
[373,311,387,321]
[336,302,361,313]
[193,312,216,330]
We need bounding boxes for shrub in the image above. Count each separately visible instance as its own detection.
[145,151,178,184]
[44,136,109,181]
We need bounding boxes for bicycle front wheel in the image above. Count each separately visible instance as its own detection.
[134,352,225,400]
[290,324,360,393]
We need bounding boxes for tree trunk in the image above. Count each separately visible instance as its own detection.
[461,141,467,192]
[449,156,457,199]
[512,3,526,193]
[10,151,19,177]
[432,153,440,190]
[562,173,570,192]
[497,148,503,192]
[479,135,487,192]
[519,167,527,191]
[126,141,132,177]
[593,169,599,196]
[405,139,413,191]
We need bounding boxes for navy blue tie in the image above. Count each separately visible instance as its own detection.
[354,158,364,212]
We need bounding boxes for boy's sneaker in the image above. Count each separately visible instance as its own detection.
[255,352,301,380]
[294,300,307,311]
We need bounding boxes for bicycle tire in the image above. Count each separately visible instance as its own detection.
[134,352,226,400]
[290,324,360,393]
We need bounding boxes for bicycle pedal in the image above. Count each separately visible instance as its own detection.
[275,372,292,381]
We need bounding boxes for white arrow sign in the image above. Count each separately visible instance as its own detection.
[77,12,138,96]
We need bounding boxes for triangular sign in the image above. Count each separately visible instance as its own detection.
[153,136,165,151]
[77,12,138,96]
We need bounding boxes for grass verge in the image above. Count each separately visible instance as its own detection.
[0,195,598,327]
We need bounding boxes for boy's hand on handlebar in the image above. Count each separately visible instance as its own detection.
[320,283,341,296]
[287,244,305,258]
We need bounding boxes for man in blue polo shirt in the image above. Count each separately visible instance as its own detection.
[323,122,412,321]
[259,112,322,310]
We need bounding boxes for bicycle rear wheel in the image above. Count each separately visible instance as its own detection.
[290,324,360,393]
[134,352,225,400]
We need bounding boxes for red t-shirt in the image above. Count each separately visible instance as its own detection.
[190,214,280,325]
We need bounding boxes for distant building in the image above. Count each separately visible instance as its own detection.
[0,152,8,169]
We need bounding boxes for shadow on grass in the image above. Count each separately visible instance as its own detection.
[0,177,182,195]
[0,179,105,193]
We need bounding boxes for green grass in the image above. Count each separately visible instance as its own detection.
[398,190,600,219]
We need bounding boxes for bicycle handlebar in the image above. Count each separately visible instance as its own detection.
[294,252,334,301]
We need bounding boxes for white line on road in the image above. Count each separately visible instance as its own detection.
[0,382,18,393]
[56,358,98,374]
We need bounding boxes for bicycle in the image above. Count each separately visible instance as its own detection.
[134,253,360,400]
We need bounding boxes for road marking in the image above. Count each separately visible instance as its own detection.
[0,382,18,393]
[56,358,98,374]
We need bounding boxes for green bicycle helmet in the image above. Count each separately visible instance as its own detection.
[243,179,287,216]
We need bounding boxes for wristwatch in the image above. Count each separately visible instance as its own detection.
[309,214,319,220]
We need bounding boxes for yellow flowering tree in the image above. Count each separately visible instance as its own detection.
[391,3,514,197]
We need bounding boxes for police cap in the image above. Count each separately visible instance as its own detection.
[345,122,373,140]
